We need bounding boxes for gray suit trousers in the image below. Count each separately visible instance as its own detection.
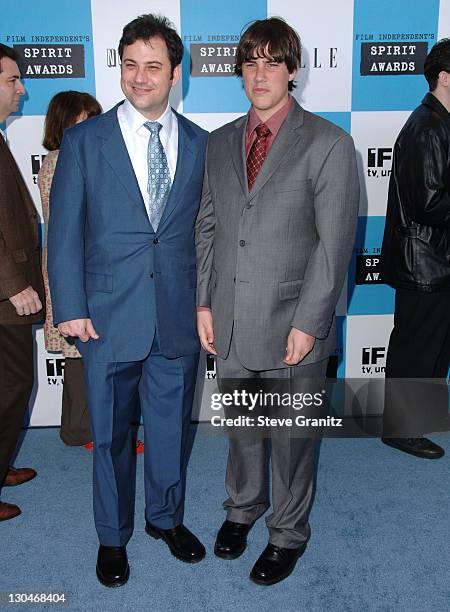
[216,333,327,548]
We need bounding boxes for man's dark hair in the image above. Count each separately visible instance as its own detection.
[0,43,18,71]
[235,17,301,91]
[118,14,183,73]
[43,91,102,151]
[424,38,450,91]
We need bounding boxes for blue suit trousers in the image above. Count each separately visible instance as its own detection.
[83,332,199,546]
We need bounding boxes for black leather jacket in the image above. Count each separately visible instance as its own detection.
[381,93,450,291]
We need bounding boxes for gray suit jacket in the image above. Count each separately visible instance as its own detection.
[196,99,359,370]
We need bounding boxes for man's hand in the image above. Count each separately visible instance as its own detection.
[197,309,217,355]
[284,327,315,366]
[58,318,99,343]
[9,286,43,316]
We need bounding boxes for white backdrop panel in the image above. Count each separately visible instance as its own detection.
[30,328,63,426]
[438,0,450,40]
[351,111,411,217]
[343,313,394,417]
[345,313,393,379]
[269,0,354,111]
[90,0,182,113]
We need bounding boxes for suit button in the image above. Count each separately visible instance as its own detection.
[153,238,159,244]
[150,273,154,278]
[233,277,236,283]
[239,240,246,247]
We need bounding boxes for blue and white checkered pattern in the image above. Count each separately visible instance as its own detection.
[0,0,447,423]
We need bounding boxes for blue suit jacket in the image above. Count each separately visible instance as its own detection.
[48,103,208,362]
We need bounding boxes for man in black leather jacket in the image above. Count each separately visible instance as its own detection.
[381,38,450,459]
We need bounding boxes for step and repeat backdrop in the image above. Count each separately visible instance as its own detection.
[1,0,448,425]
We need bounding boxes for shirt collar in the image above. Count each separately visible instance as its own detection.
[121,98,174,136]
[247,95,293,138]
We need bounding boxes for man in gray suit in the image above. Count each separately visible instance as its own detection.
[196,18,359,585]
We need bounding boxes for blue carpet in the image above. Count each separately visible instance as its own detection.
[1,427,449,611]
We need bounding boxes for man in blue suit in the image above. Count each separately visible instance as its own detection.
[48,14,208,587]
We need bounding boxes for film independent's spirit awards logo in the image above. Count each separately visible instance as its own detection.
[356,30,433,76]
[354,237,383,284]
[6,34,89,78]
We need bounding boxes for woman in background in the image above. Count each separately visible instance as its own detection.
[39,91,102,447]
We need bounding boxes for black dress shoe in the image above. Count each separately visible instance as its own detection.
[145,522,205,563]
[250,542,307,586]
[382,437,445,459]
[214,520,254,559]
[96,545,129,587]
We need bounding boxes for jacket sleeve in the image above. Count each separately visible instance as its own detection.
[47,131,89,324]
[403,128,450,228]
[195,145,216,308]
[290,134,359,338]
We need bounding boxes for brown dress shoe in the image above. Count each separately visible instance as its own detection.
[4,467,37,487]
[0,501,21,521]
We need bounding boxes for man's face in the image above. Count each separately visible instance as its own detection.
[241,51,296,120]
[120,37,180,120]
[0,57,25,122]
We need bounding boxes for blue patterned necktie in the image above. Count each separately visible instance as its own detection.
[144,121,171,230]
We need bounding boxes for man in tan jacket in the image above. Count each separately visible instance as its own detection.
[0,44,44,521]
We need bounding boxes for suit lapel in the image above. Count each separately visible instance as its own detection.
[157,112,198,231]
[227,116,248,198]
[248,101,305,202]
[97,104,150,227]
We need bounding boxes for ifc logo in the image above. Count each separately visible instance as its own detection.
[361,347,386,375]
[46,358,65,386]
[367,148,392,178]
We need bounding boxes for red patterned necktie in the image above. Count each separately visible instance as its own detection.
[246,123,271,191]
